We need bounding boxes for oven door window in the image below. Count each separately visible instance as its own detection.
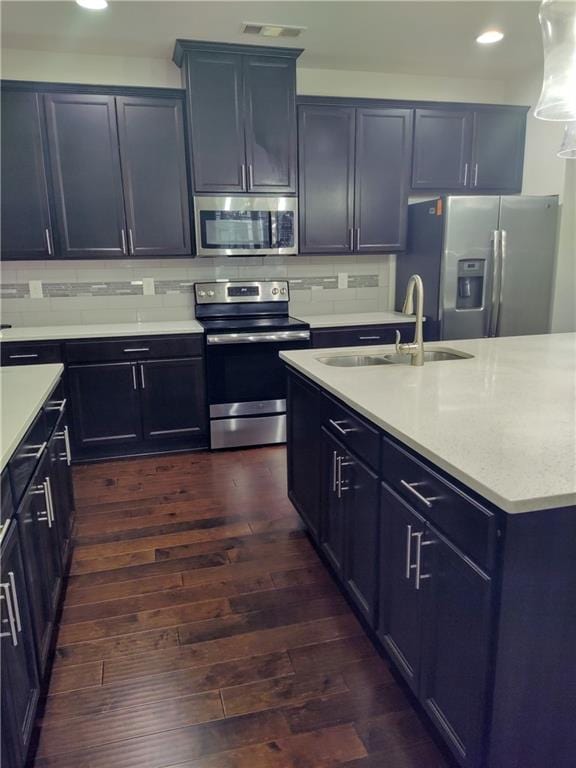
[206,340,309,406]
[200,211,271,250]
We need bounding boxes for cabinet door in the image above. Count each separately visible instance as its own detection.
[320,428,347,575]
[420,533,492,768]
[184,51,246,193]
[471,109,526,192]
[140,358,207,442]
[116,96,192,257]
[378,482,427,694]
[286,372,322,540]
[1,91,53,260]
[0,522,40,766]
[244,55,297,194]
[341,452,379,624]
[298,106,355,253]
[355,108,413,252]
[44,93,127,258]
[68,363,142,449]
[412,109,473,191]
[16,463,61,677]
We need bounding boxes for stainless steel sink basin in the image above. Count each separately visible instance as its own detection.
[382,348,474,364]
[316,354,393,367]
[316,348,473,367]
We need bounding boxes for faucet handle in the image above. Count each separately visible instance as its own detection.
[395,330,402,353]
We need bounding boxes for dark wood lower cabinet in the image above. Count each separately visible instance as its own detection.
[68,362,143,450]
[140,357,207,442]
[0,521,40,768]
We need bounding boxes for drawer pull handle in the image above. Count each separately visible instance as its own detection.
[0,584,18,647]
[7,572,22,632]
[414,531,435,590]
[9,353,39,359]
[46,398,67,413]
[332,450,338,493]
[405,524,413,578]
[329,419,356,436]
[20,442,47,460]
[400,479,436,508]
[123,347,150,353]
[358,336,380,341]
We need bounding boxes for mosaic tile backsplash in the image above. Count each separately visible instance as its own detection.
[0,255,395,327]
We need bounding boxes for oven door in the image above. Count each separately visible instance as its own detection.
[205,331,310,416]
[194,196,298,257]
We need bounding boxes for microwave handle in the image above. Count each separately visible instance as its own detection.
[270,213,278,248]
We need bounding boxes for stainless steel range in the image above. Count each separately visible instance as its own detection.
[195,280,310,449]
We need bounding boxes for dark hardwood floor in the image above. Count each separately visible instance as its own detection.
[34,447,451,768]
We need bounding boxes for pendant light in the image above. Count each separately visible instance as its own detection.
[558,121,576,158]
[534,0,576,121]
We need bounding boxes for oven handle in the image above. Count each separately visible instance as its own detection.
[207,331,310,345]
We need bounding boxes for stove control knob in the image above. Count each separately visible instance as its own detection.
[198,290,206,297]
[280,288,287,295]
[207,290,215,297]
[271,287,279,295]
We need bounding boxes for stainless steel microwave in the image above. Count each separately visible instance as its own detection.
[193,196,298,257]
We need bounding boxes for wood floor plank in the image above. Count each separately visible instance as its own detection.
[287,635,379,675]
[64,572,184,607]
[163,724,367,768]
[55,627,180,666]
[221,671,348,717]
[47,661,103,695]
[61,575,274,625]
[43,652,294,723]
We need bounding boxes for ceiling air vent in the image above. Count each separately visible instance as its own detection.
[241,22,306,38]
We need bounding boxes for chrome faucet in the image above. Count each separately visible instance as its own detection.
[396,274,425,366]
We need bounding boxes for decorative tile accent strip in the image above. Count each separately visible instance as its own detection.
[155,280,196,295]
[0,283,30,299]
[289,276,339,291]
[43,281,144,297]
[348,274,379,288]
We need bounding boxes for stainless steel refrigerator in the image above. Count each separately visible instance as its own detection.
[396,195,559,340]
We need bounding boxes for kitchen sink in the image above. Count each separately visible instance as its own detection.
[316,354,393,367]
[317,348,473,367]
[382,348,474,364]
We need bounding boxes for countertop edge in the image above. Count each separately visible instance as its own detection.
[1,363,64,473]
[280,356,575,515]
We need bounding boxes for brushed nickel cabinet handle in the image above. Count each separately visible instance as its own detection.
[332,450,338,493]
[9,354,39,360]
[7,573,22,632]
[123,347,150,353]
[0,585,18,646]
[45,228,53,256]
[241,164,246,189]
[121,229,128,255]
[463,162,469,186]
[329,419,356,436]
[473,163,479,187]
[248,164,254,188]
[140,364,146,389]
[128,229,135,255]
[400,479,437,508]
[132,365,138,391]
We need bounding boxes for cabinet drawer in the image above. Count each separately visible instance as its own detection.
[381,436,496,571]
[8,412,48,509]
[1,342,62,366]
[324,395,380,470]
[312,325,413,349]
[65,335,203,363]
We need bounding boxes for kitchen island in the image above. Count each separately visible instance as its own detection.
[281,333,576,768]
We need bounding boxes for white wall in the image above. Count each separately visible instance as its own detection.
[505,72,575,333]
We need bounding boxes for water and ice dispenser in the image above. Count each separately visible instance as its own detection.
[456,259,485,310]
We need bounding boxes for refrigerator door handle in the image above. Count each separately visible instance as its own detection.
[494,229,507,336]
[489,230,501,337]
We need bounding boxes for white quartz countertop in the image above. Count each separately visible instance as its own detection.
[281,333,576,514]
[292,311,416,328]
[0,320,204,343]
[0,364,64,473]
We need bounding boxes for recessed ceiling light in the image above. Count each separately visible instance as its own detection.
[241,22,306,39]
[76,0,108,10]
[476,30,504,45]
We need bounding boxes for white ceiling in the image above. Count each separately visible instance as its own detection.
[1,1,543,80]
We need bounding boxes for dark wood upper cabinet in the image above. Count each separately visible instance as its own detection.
[116,96,192,257]
[139,357,207,442]
[298,105,356,253]
[44,93,127,259]
[411,105,527,193]
[471,108,526,192]
[412,108,473,191]
[244,55,297,193]
[181,50,246,193]
[355,108,413,252]
[1,91,54,260]
[174,41,301,195]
